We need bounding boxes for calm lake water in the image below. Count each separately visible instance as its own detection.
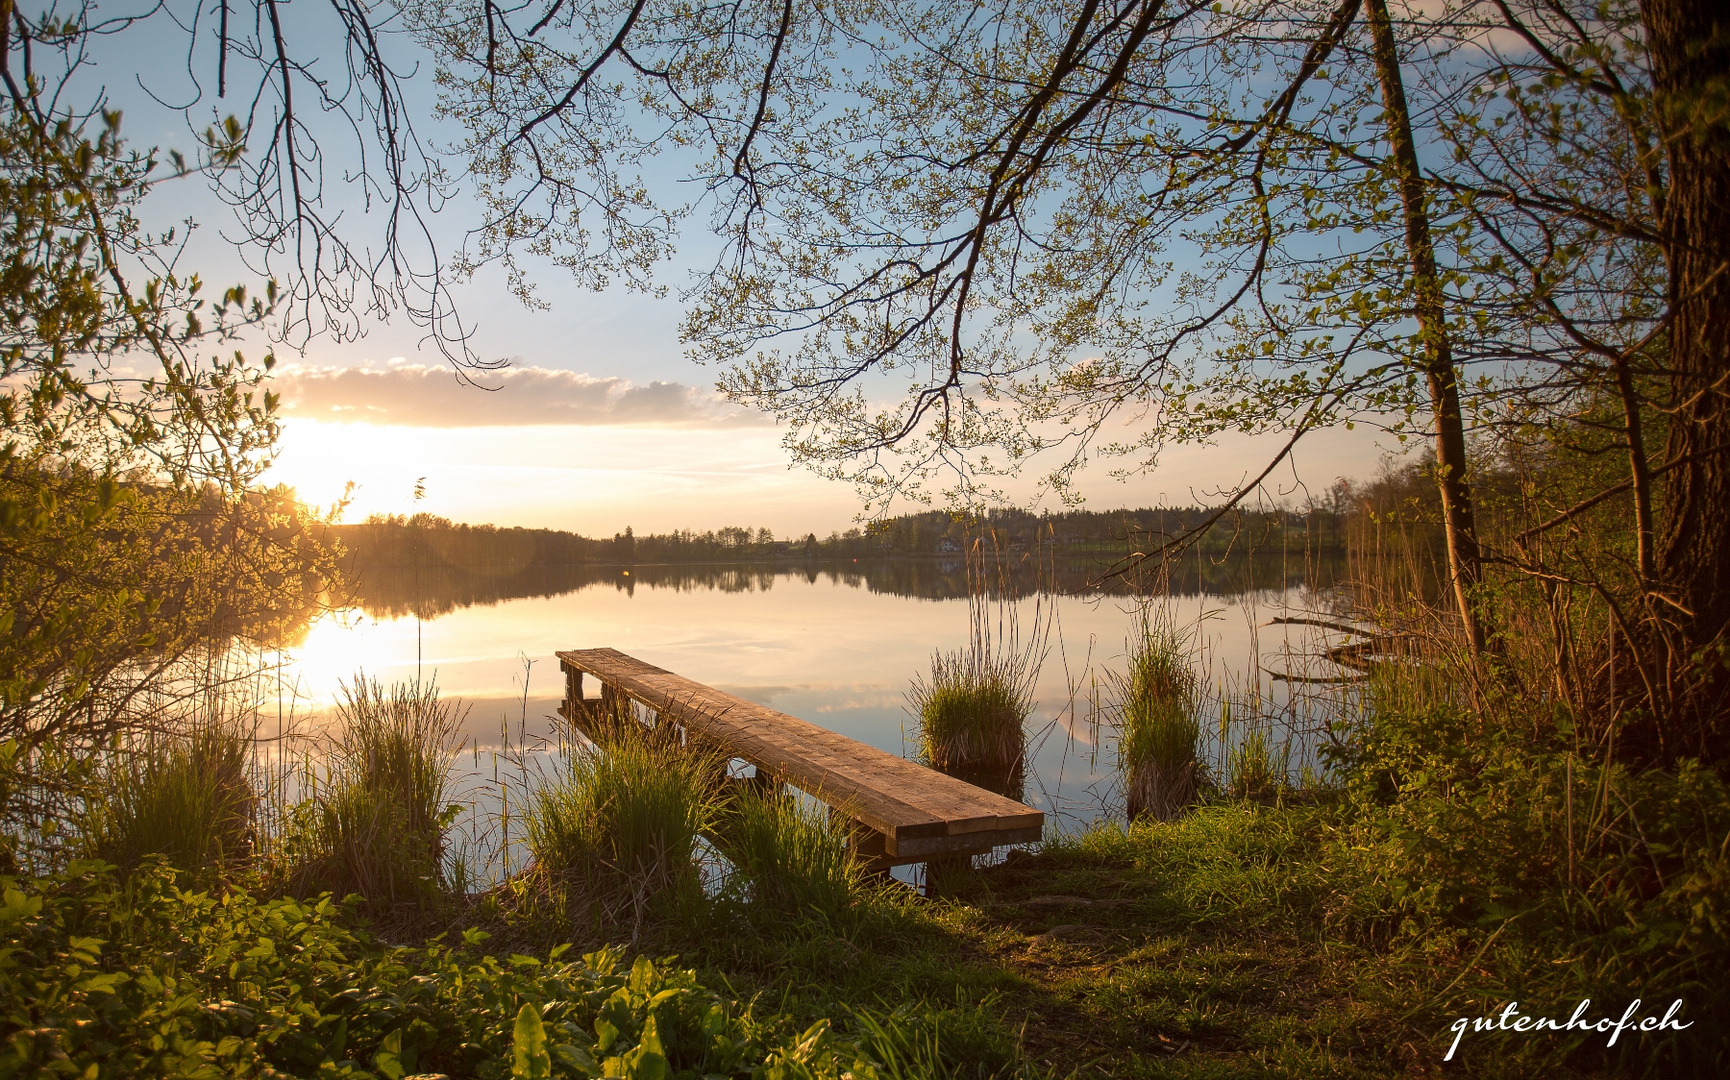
[264,554,1349,877]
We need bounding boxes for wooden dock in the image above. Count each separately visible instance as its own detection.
[556,648,1043,869]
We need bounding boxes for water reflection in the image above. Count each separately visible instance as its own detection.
[340,551,1342,619]
[269,552,1346,883]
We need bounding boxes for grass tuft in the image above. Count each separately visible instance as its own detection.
[85,717,257,873]
[1224,721,1281,801]
[716,788,863,926]
[285,673,464,909]
[1114,606,1202,822]
[907,538,1045,798]
[524,714,724,927]
[908,650,1031,796]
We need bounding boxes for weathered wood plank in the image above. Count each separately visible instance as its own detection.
[557,648,1043,855]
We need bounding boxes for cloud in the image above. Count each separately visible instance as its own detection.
[268,363,772,428]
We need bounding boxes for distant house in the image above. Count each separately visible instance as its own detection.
[936,537,962,553]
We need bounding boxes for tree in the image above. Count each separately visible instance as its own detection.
[1643,0,1730,728]
[0,52,334,854]
[411,0,1728,751]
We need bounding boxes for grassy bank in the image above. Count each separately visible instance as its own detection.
[14,769,1722,1078]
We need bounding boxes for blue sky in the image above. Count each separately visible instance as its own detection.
[93,2,1399,535]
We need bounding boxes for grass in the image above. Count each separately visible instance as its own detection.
[523,715,724,930]
[283,672,464,909]
[908,538,1046,798]
[715,787,864,927]
[909,649,1032,796]
[677,773,1727,1078]
[681,802,1404,1078]
[84,716,257,873]
[1114,607,1202,822]
[1224,719,1281,802]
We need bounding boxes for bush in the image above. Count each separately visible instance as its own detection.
[1320,674,1730,1076]
[0,860,890,1079]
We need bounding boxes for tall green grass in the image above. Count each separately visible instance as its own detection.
[716,789,863,925]
[1114,607,1202,822]
[284,673,464,908]
[907,535,1046,798]
[524,716,724,925]
[908,650,1032,796]
[84,717,258,873]
[1224,721,1281,801]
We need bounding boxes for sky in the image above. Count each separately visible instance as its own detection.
[97,5,1403,538]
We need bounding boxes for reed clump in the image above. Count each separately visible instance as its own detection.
[85,718,258,873]
[524,712,723,926]
[284,673,464,909]
[716,788,863,925]
[1114,609,1202,823]
[909,650,1032,796]
[1224,722,1281,802]
[907,535,1046,798]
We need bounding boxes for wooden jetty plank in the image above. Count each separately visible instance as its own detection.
[556,648,1042,858]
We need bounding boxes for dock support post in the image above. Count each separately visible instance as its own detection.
[565,669,585,723]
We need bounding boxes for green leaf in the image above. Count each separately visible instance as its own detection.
[374,1029,406,1080]
[323,1016,349,1063]
[595,1016,620,1053]
[513,1001,551,1080]
[624,1013,670,1080]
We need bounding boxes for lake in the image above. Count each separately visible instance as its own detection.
[263,552,1349,880]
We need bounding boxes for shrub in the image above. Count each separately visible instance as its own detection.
[1319,674,1730,1076]
[0,860,886,1079]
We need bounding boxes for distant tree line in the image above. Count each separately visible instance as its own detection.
[334,504,1355,574]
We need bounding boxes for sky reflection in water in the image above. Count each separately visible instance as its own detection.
[272,559,1335,838]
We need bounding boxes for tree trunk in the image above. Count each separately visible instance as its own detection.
[1364,0,1487,656]
[1643,0,1730,755]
